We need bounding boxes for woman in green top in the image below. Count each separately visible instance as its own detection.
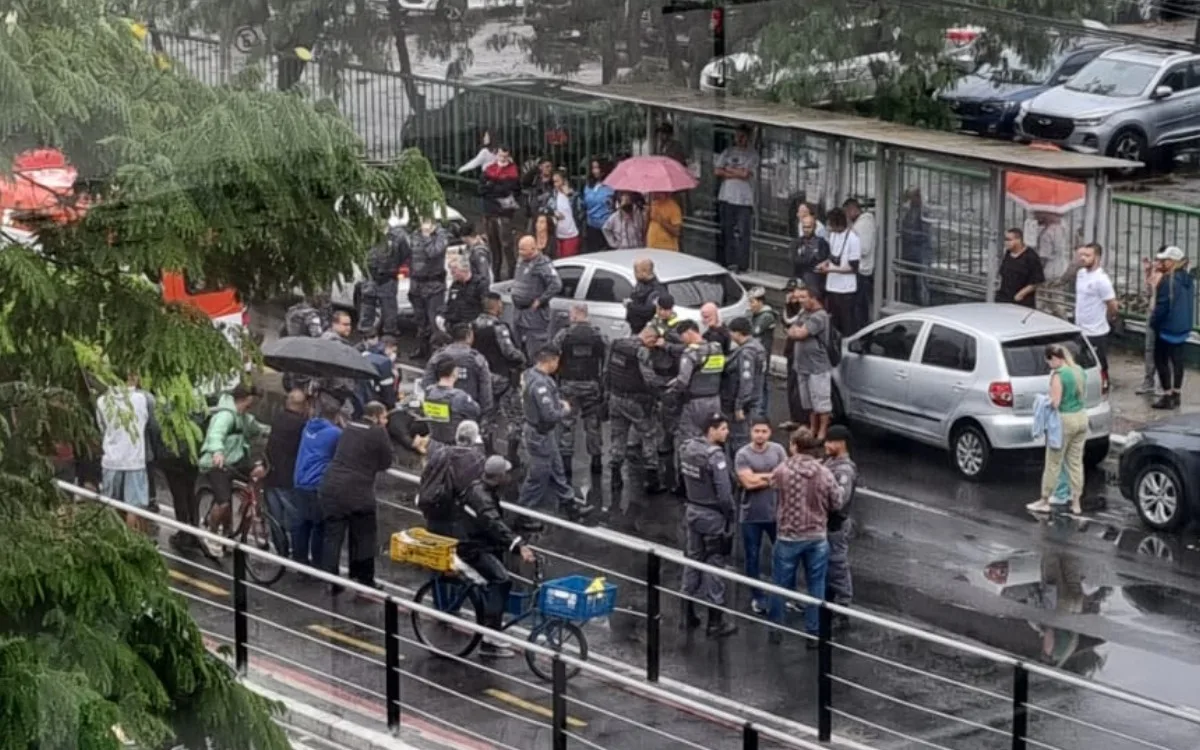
[1030,344,1088,516]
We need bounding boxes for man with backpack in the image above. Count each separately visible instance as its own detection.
[786,287,838,441]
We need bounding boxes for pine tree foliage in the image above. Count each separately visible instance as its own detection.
[0,0,443,747]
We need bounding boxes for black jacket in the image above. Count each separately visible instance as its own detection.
[703,325,732,354]
[265,408,308,489]
[444,275,490,327]
[626,276,668,333]
[319,422,394,515]
[455,480,522,558]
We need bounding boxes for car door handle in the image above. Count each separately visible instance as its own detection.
[893,370,909,381]
[952,382,969,392]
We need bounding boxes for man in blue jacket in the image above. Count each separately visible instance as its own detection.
[292,396,345,568]
[1150,245,1195,410]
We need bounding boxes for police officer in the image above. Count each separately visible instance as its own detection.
[726,317,768,455]
[460,221,493,283]
[552,303,607,481]
[607,324,667,493]
[679,413,737,638]
[650,294,683,343]
[510,235,563,360]
[360,221,410,336]
[646,326,681,458]
[422,322,495,423]
[444,257,489,328]
[516,347,594,524]
[747,286,778,412]
[473,292,526,461]
[625,258,668,334]
[407,220,450,360]
[422,357,482,456]
[285,297,324,338]
[670,320,725,484]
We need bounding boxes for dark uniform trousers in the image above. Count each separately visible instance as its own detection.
[320,506,378,587]
[609,393,657,468]
[558,381,604,458]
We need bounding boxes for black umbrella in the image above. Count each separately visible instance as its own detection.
[262,337,381,380]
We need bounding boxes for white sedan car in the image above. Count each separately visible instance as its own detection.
[490,249,750,340]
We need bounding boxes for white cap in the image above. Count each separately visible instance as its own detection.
[455,420,483,445]
[1157,246,1185,262]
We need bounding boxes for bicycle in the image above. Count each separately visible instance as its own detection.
[403,537,616,682]
[196,468,287,586]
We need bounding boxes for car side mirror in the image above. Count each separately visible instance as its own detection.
[847,339,864,355]
[1152,85,1173,100]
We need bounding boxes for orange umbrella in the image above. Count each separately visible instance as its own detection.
[1005,171,1085,214]
[0,148,88,227]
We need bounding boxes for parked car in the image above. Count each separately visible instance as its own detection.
[832,304,1111,480]
[940,43,1113,138]
[328,203,470,322]
[1016,45,1200,168]
[490,249,749,340]
[401,78,641,177]
[1119,415,1200,531]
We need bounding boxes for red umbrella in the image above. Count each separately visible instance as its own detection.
[604,155,697,193]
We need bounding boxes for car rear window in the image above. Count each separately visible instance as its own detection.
[666,274,744,308]
[1001,333,1097,377]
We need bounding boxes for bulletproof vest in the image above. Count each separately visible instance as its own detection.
[685,342,725,398]
[719,347,741,409]
[680,439,721,507]
[467,241,491,280]
[557,324,605,383]
[652,315,679,339]
[472,316,512,380]
[606,338,647,396]
[421,384,461,444]
[285,303,319,337]
[410,232,447,280]
[649,346,678,380]
[443,344,485,405]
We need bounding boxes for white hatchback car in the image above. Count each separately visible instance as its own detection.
[490,249,749,340]
[832,304,1112,480]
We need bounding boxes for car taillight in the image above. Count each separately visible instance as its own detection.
[1101,370,1110,396]
[397,263,409,280]
[984,562,1009,586]
[988,381,1013,408]
[944,28,979,47]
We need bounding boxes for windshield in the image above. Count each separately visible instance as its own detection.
[666,274,744,309]
[1064,59,1156,97]
[976,54,1054,85]
[1001,333,1097,377]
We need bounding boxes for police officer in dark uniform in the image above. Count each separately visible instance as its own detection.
[473,292,526,461]
[460,222,493,283]
[516,347,594,524]
[607,325,667,493]
[669,320,725,487]
[285,298,324,338]
[650,294,684,344]
[360,221,410,336]
[552,303,607,481]
[679,413,737,638]
[725,317,768,455]
[510,235,563,360]
[647,325,681,458]
[407,220,450,360]
[422,322,495,425]
[443,257,489,328]
[421,357,482,456]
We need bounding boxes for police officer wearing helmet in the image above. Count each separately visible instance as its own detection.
[473,292,526,461]
[516,347,595,525]
[670,320,726,485]
[422,322,495,427]
[552,303,608,481]
[407,219,450,360]
[607,324,668,494]
[679,413,737,638]
[422,357,482,457]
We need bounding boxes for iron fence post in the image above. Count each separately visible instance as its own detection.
[818,605,832,742]
[552,656,568,750]
[385,599,401,732]
[1012,662,1029,750]
[646,550,661,682]
[233,546,248,674]
[742,723,759,750]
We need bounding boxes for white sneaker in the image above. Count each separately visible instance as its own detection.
[201,529,225,558]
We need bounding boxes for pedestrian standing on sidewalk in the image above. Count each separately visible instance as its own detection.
[787,287,835,441]
[1030,212,1074,319]
[646,192,683,252]
[603,192,647,250]
[735,418,786,615]
[551,170,582,258]
[1027,344,1088,516]
[96,375,152,533]
[1073,243,1117,379]
[818,208,861,336]
[264,389,310,558]
[1136,257,1159,395]
[1149,245,1195,410]
[582,158,615,253]
[767,427,843,646]
[996,228,1044,309]
[714,124,758,272]
[823,425,857,610]
[843,199,877,327]
[457,127,497,175]
[480,146,521,280]
[293,395,344,569]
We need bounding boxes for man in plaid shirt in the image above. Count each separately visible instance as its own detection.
[768,428,844,645]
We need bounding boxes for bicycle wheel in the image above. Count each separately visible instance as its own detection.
[412,578,485,658]
[525,619,587,682]
[239,507,286,586]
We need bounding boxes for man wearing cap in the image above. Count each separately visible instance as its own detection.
[421,357,481,457]
[449,455,537,659]
[679,413,738,638]
[823,425,858,609]
[670,320,726,493]
[625,258,669,335]
[419,420,488,533]
[1149,244,1194,410]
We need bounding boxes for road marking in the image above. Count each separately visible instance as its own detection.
[483,688,587,728]
[306,624,399,659]
[168,569,229,597]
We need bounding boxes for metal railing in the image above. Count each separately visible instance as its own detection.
[60,479,846,750]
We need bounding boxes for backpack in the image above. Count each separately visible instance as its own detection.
[816,314,843,368]
[285,303,320,337]
[417,446,484,523]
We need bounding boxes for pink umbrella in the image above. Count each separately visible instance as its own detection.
[604,155,697,193]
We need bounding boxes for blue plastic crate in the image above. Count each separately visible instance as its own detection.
[536,576,618,622]
[506,590,532,617]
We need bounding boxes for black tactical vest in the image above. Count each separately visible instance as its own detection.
[557,324,605,383]
[606,338,647,396]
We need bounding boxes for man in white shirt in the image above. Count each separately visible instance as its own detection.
[96,375,152,531]
[1028,211,1074,319]
[1074,242,1118,377]
[714,124,759,273]
[843,198,877,325]
[818,207,863,336]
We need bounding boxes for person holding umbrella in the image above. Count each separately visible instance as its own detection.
[603,155,697,253]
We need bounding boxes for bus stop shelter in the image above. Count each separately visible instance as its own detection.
[562,83,1135,316]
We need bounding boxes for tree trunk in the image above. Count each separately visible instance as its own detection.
[601,22,619,83]
[387,0,426,117]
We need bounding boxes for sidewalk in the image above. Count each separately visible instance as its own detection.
[1106,348,1199,436]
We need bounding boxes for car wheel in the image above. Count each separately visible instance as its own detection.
[1084,437,1110,470]
[950,423,991,481]
[1107,128,1148,170]
[1132,462,1189,531]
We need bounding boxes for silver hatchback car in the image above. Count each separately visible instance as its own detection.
[832,304,1112,480]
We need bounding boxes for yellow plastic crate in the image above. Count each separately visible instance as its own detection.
[390,528,458,572]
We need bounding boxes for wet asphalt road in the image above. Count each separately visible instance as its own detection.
[164,315,1200,750]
